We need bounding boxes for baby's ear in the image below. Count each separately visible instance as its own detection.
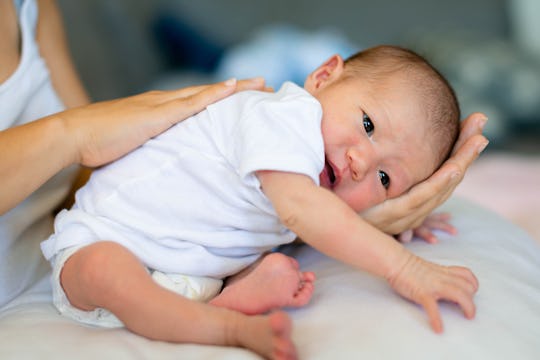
[305,55,345,91]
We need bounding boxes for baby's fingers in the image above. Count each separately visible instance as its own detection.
[421,296,443,333]
[421,281,476,333]
[440,283,477,321]
[421,214,458,237]
[449,266,480,293]
[458,293,477,319]
[437,268,478,320]
[397,229,414,243]
[413,227,438,244]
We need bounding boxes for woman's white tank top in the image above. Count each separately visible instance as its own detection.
[0,0,77,306]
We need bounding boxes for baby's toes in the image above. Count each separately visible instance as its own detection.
[301,271,316,283]
[291,282,314,307]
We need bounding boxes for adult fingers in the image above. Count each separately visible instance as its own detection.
[411,137,489,220]
[418,132,488,208]
[235,77,267,92]
[446,134,489,179]
[453,112,488,155]
[400,166,460,210]
[361,114,488,235]
[402,134,488,225]
[426,212,452,222]
[162,79,241,121]
[381,192,448,233]
[362,185,439,233]
[163,77,266,102]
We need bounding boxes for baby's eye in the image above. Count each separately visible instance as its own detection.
[363,113,374,136]
[378,170,390,189]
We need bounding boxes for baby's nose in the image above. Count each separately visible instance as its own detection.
[346,148,369,181]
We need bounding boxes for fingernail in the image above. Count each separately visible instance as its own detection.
[478,117,488,129]
[451,172,461,180]
[478,140,489,154]
[224,78,237,86]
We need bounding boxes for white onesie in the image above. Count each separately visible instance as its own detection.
[41,82,325,326]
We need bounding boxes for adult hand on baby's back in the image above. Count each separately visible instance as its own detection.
[360,112,489,236]
[65,78,267,168]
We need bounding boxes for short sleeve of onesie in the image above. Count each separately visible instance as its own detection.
[207,82,325,190]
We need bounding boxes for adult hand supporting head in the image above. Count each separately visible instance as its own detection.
[360,112,489,236]
[0,78,267,215]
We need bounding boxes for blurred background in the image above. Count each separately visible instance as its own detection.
[56,0,539,240]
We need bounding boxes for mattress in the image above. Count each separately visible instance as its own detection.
[0,197,539,359]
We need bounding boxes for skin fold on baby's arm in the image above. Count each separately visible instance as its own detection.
[257,170,479,333]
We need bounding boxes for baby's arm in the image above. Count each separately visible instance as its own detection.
[257,170,478,333]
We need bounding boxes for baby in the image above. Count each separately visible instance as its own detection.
[42,45,478,360]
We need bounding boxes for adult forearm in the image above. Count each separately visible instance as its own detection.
[0,78,268,215]
[0,114,76,214]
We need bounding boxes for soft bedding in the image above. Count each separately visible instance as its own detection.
[0,197,539,359]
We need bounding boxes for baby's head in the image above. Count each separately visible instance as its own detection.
[304,45,460,212]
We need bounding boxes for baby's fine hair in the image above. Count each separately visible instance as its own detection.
[343,45,460,168]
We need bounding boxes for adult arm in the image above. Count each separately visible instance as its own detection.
[36,0,92,212]
[37,0,91,109]
[0,78,265,215]
[257,170,478,333]
[31,1,269,212]
[360,112,489,235]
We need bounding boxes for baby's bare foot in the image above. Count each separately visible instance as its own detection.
[210,253,315,314]
[235,311,297,360]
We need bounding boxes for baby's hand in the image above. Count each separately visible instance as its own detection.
[387,254,479,333]
[397,213,457,244]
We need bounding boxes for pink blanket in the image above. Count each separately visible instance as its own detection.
[455,153,540,242]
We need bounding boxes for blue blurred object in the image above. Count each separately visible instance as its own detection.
[215,24,357,89]
[153,13,225,72]
[152,17,357,90]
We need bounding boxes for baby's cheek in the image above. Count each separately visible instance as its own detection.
[337,185,383,213]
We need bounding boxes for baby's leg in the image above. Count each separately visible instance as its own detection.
[210,252,315,314]
[61,241,297,360]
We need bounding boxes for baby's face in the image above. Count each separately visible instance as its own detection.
[310,73,438,212]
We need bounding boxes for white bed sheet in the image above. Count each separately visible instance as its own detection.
[1,197,539,359]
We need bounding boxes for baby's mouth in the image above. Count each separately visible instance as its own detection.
[327,160,336,185]
[321,158,337,189]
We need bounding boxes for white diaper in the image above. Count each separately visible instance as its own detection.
[50,245,223,328]
[150,271,222,303]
